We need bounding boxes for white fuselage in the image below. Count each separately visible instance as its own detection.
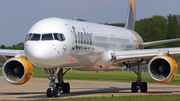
[24,18,143,71]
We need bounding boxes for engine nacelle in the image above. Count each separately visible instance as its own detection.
[2,57,34,85]
[148,55,178,83]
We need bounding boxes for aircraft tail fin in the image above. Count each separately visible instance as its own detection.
[125,0,136,30]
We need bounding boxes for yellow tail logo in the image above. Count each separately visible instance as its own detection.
[125,0,136,30]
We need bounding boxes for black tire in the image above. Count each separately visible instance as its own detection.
[140,82,147,92]
[63,83,70,93]
[54,88,61,97]
[46,88,53,97]
[131,82,138,92]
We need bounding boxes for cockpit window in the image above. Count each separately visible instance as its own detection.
[30,34,40,41]
[53,33,66,41]
[26,33,65,42]
[54,33,61,41]
[42,34,53,40]
[60,34,65,41]
[25,33,32,42]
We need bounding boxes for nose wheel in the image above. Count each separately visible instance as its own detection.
[46,83,70,97]
[53,87,61,97]
[44,68,70,97]
[62,83,70,93]
[46,88,53,97]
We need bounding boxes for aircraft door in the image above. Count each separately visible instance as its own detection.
[110,34,116,49]
[65,24,74,42]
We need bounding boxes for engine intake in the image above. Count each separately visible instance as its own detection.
[148,55,178,83]
[3,57,33,85]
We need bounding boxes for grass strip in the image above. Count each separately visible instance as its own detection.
[4,95,180,101]
[0,68,180,85]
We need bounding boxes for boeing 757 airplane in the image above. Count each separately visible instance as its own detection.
[1,0,180,97]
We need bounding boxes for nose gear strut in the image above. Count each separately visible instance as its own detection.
[44,68,70,97]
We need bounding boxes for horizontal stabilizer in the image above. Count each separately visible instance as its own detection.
[143,38,180,47]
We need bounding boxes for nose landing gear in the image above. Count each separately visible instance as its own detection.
[44,68,70,97]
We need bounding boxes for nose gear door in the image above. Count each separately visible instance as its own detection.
[65,24,74,44]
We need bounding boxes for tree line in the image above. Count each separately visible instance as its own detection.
[0,42,24,50]
[0,42,24,64]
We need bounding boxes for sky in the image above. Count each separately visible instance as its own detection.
[0,0,180,46]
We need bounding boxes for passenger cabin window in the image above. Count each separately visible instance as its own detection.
[42,34,53,40]
[30,34,40,41]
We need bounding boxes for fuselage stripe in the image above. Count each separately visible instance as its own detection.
[126,28,141,49]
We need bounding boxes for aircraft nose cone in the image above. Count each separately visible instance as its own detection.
[25,43,53,65]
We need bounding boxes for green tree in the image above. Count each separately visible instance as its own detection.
[0,45,6,49]
[13,42,24,50]
[177,15,180,33]
[166,14,179,47]
[6,42,24,50]
[105,23,125,27]
[0,56,5,64]
[77,19,86,22]
[135,15,167,48]
[0,45,6,64]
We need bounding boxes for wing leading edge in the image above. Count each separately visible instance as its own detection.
[112,47,180,63]
[0,49,25,60]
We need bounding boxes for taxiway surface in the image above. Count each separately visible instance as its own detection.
[0,76,180,100]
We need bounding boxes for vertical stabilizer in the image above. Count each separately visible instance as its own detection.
[125,0,136,30]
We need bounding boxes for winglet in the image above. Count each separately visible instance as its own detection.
[125,0,136,30]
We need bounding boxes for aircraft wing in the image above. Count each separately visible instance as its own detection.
[0,49,25,60]
[112,47,180,63]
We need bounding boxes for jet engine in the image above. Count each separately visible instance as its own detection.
[148,55,178,83]
[2,57,34,85]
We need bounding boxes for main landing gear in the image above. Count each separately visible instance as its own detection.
[128,60,147,93]
[44,68,70,97]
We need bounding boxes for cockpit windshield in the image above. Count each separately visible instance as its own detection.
[25,33,65,42]
[42,34,53,40]
[53,33,66,41]
[25,34,32,41]
[60,34,66,41]
[30,34,41,41]
[54,33,61,41]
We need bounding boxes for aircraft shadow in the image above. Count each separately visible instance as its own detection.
[1,86,176,99]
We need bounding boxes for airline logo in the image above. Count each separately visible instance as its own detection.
[130,0,136,29]
[125,0,136,30]
[131,0,136,18]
